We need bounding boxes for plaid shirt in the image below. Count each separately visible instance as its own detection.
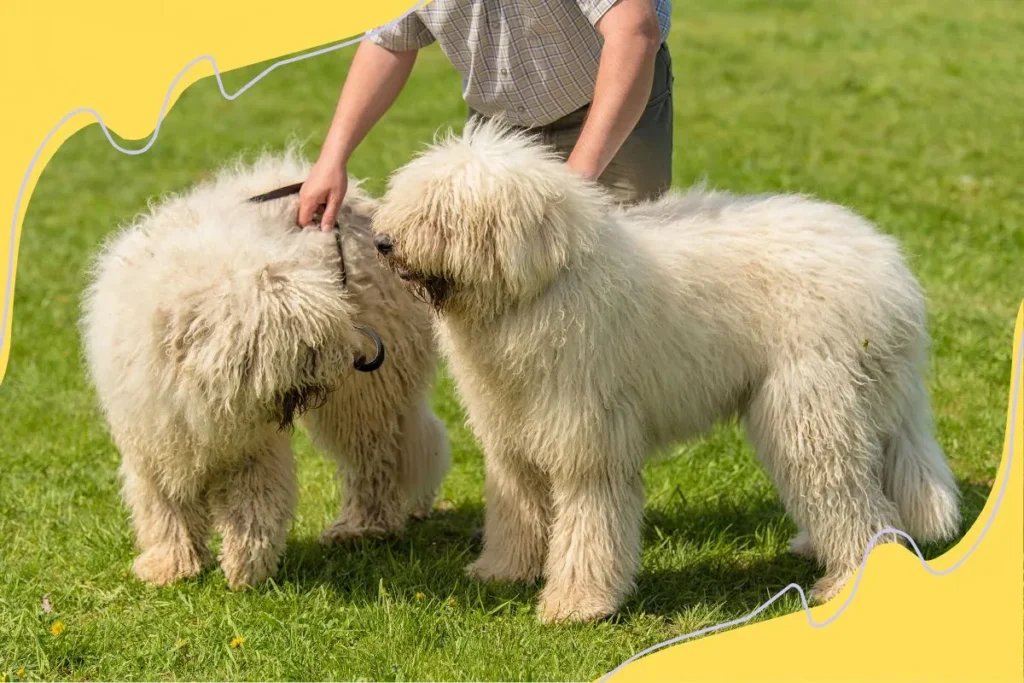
[367,0,672,128]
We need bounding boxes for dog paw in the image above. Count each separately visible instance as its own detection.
[464,554,542,584]
[536,585,618,625]
[318,516,400,545]
[132,545,204,587]
[788,530,816,559]
[318,523,364,545]
[219,550,278,591]
[408,501,435,521]
[808,571,854,605]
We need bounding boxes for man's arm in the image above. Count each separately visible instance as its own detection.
[300,14,436,229]
[298,41,418,229]
[566,0,662,182]
[320,41,419,183]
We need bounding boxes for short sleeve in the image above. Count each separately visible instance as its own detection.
[366,12,436,51]
[575,0,621,26]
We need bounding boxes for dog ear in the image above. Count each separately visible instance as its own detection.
[502,219,566,298]
[156,298,213,367]
[157,266,285,364]
[155,290,253,397]
[498,174,606,300]
[497,186,577,301]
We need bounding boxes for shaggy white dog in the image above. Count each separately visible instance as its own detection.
[81,151,450,590]
[370,119,961,623]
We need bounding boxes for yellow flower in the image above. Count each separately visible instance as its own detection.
[415,592,425,601]
[16,669,25,677]
[447,597,457,607]
[49,622,65,637]
[229,636,245,648]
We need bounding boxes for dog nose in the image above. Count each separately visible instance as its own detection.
[374,233,393,256]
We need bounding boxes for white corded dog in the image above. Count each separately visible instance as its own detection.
[371,118,960,623]
[81,150,450,590]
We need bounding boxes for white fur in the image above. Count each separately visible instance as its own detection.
[371,118,960,623]
[81,149,450,589]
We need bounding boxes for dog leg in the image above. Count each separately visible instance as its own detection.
[881,373,960,543]
[120,459,211,587]
[537,464,645,624]
[398,401,452,520]
[209,438,297,591]
[746,360,904,604]
[465,451,550,584]
[302,397,410,542]
[321,427,408,543]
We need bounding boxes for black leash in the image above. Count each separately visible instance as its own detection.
[247,182,305,204]
[247,182,348,288]
[246,182,383,373]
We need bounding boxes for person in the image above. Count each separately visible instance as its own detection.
[298,0,674,231]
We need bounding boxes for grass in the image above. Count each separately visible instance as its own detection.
[1,0,1021,680]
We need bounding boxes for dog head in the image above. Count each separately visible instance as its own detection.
[154,209,375,433]
[81,150,388,446]
[371,117,608,319]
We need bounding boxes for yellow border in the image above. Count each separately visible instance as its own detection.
[1,3,1021,681]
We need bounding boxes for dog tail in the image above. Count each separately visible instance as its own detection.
[882,377,961,543]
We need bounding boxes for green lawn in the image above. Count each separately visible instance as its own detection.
[1,0,1021,680]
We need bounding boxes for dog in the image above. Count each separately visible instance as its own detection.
[80,150,451,590]
[370,118,961,623]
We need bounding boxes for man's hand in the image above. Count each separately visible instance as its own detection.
[298,159,348,231]
[566,0,662,181]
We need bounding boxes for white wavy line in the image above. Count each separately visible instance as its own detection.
[0,0,427,361]
[602,330,1021,681]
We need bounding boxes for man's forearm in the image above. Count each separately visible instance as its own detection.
[567,5,661,180]
[319,40,419,168]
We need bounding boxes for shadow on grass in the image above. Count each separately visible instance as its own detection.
[276,502,501,604]
[631,496,818,619]
[628,554,819,621]
[273,495,815,619]
[267,475,992,619]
